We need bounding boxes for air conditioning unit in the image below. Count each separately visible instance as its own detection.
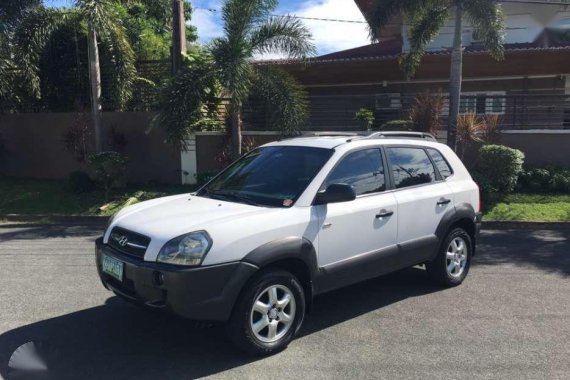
[375,93,401,110]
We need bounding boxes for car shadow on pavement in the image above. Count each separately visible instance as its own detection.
[474,228,570,276]
[0,268,439,380]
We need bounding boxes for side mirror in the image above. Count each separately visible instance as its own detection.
[315,184,356,205]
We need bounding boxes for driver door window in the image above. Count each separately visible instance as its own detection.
[324,149,386,196]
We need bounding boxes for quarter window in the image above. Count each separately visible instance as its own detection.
[387,147,437,189]
[324,149,386,196]
[427,148,453,179]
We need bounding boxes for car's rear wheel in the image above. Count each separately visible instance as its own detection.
[427,227,472,286]
[226,269,305,355]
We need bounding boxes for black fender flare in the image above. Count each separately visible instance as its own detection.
[242,237,319,312]
[433,203,477,259]
[242,236,319,280]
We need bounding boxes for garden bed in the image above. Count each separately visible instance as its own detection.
[0,177,196,217]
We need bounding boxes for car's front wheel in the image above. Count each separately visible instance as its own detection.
[226,269,305,355]
[426,227,472,286]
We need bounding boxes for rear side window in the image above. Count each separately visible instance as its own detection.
[427,148,453,179]
[324,149,386,196]
[387,147,437,189]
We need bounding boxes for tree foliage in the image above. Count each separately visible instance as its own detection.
[248,67,309,136]
[152,51,223,150]
[367,0,506,150]
[367,0,506,79]
[211,0,315,156]
[154,0,316,152]
[1,0,198,112]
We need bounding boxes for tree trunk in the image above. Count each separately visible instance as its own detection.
[88,17,103,153]
[447,2,464,151]
[230,105,242,160]
[171,0,187,74]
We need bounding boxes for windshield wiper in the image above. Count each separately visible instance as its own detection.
[207,190,263,207]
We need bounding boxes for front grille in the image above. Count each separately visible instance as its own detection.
[107,227,151,259]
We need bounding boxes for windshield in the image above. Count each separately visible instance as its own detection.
[196,146,333,208]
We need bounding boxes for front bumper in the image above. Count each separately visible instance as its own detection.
[95,237,258,321]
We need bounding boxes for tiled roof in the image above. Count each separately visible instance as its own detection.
[256,40,570,66]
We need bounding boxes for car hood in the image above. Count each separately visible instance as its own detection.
[106,193,270,243]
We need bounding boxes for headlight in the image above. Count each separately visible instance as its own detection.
[157,231,212,266]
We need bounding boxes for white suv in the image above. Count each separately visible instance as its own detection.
[96,132,481,355]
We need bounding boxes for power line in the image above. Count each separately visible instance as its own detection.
[194,7,368,24]
[193,7,527,32]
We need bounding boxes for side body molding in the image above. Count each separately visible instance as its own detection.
[242,236,320,279]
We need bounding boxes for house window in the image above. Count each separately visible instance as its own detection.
[471,28,485,45]
[375,93,401,110]
[458,92,506,115]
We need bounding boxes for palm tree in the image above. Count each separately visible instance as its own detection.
[78,0,136,152]
[366,0,506,150]
[210,0,316,158]
[10,1,136,153]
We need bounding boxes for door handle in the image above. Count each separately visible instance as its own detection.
[376,209,394,219]
[437,198,451,206]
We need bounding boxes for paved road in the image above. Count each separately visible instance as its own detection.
[0,224,569,380]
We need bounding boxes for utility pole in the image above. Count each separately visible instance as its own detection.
[172,0,187,74]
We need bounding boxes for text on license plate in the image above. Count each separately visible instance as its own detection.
[102,254,124,281]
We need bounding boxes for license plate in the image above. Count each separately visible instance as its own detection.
[102,254,124,281]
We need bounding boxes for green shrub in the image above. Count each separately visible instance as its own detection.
[380,120,412,131]
[67,171,95,194]
[88,152,128,199]
[518,166,570,193]
[518,168,551,192]
[552,173,570,192]
[195,171,217,186]
[354,108,375,131]
[474,145,525,196]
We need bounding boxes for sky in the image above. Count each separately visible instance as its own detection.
[45,0,372,57]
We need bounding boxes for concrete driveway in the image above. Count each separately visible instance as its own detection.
[0,224,568,380]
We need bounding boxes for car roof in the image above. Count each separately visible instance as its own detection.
[264,132,445,151]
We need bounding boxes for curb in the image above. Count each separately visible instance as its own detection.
[0,214,108,225]
[482,221,570,230]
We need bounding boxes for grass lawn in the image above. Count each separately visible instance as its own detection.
[483,193,570,222]
[0,177,197,217]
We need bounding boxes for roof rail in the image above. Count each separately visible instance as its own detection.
[348,131,437,142]
[300,132,361,137]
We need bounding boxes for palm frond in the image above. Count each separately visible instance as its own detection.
[400,6,449,78]
[77,0,137,110]
[366,0,434,42]
[249,66,309,135]
[222,0,278,43]
[0,0,40,33]
[210,37,254,107]
[250,16,316,59]
[0,56,15,109]
[464,0,506,60]
[101,20,137,110]
[12,6,67,98]
[76,0,116,31]
[151,53,223,150]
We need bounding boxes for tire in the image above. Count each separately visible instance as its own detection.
[226,269,306,356]
[426,227,472,287]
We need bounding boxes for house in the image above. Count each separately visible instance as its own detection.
[257,0,570,131]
